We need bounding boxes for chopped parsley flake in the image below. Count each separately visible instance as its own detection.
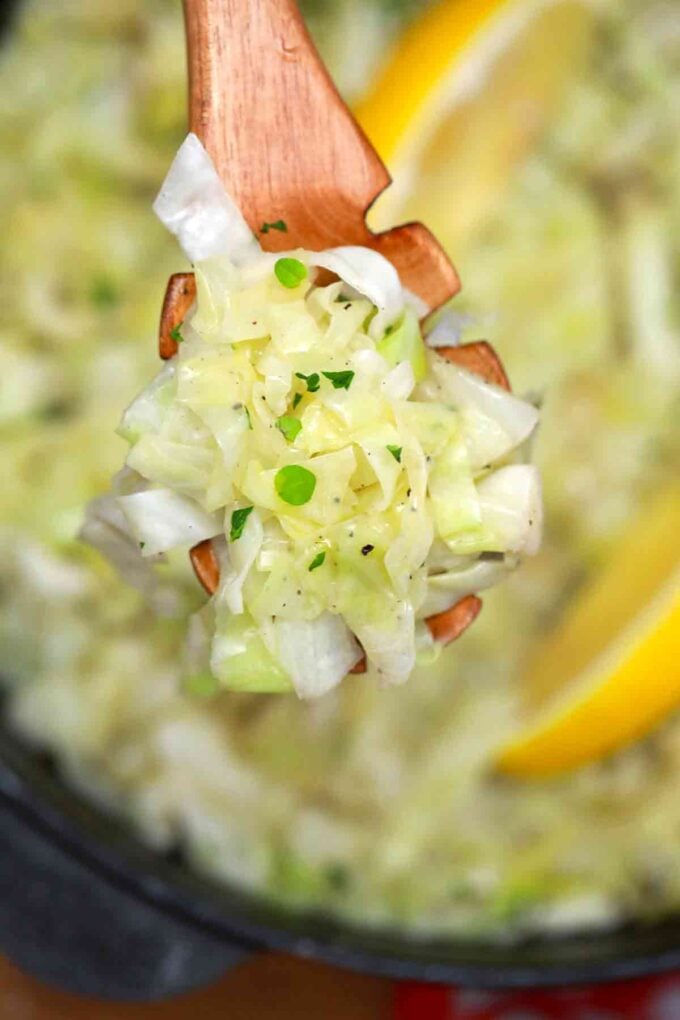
[260,219,288,233]
[170,323,184,343]
[90,275,118,309]
[276,415,302,442]
[230,505,254,541]
[295,371,320,393]
[292,392,303,409]
[322,370,354,390]
[274,257,307,289]
[308,551,326,572]
[386,444,402,463]
[275,465,316,506]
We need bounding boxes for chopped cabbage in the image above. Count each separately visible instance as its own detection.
[478,465,543,556]
[216,507,263,614]
[91,135,542,697]
[117,363,177,445]
[153,133,261,265]
[211,610,293,693]
[260,612,362,698]
[424,308,474,348]
[117,488,222,557]
[376,306,428,381]
[80,490,158,595]
[417,352,540,468]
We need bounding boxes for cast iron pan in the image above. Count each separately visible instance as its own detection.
[1,0,680,1001]
[3,713,680,1001]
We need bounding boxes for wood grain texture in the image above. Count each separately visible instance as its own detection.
[190,539,220,595]
[437,340,510,390]
[426,594,483,645]
[159,272,197,359]
[182,0,459,311]
[350,594,483,676]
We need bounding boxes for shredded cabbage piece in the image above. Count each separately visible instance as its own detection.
[153,133,261,265]
[89,134,542,697]
[117,488,222,557]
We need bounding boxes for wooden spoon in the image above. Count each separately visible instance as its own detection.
[159,0,512,663]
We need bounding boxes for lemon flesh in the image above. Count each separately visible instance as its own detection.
[497,487,680,777]
[357,0,594,252]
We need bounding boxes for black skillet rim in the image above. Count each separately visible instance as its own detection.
[2,722,680,990]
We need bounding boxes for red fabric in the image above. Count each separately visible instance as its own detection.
[394,973,680,1019]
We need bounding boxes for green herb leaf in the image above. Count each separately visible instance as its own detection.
[276,415,302,442]
[274,257,308,289]
[322,370,355,390]
[295,371,320,393]
[170,323,184,343]
[260,219,288,234]
[230,505,254,541]
[308,551,326,572]
[182,672,219,698]
[90,275,118,309]
[386,444,402,463]
[292,392,303,409]
[274,465,316,506]
[325,863,350,892]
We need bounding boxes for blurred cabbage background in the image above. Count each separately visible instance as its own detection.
[0,0,678,936]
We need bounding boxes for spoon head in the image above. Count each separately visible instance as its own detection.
[157,268,507,660]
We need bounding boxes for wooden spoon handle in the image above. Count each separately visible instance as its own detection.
[184,0,386,242]
[182,0,459,309]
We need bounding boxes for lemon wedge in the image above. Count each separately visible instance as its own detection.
[356,0,594,252]
[497,486,680,777]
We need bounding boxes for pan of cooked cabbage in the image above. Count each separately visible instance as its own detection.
[0,0,678,1001]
